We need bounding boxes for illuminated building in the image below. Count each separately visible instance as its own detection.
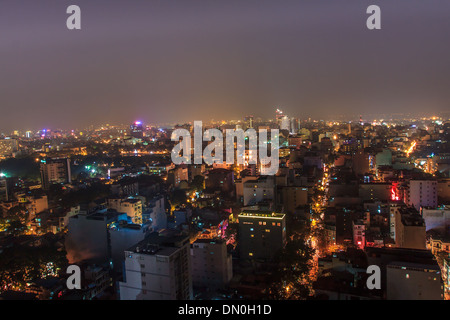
[167,165,189,187]
[130,121,144,138]
[352,220,365,249]
[143,194,167,231]
[39,158,71,190]
[107,197,143,224]
[0,138,19,157]
[290,118,300,134]
[391,182,401,201]
[119,231,193,300]
[238,210,286,260]
[149,163,173,176]
[288,136,302,148]
[275,108,283,125]
[16,193,49,216]
[280,115,290,131]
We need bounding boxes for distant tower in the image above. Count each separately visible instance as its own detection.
[276,109,283,125]
[359,115,363,126]
[130,121,144,138]
[280,116,290,131]
[290,118,300,134]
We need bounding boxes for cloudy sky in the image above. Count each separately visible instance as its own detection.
[1,0,450,131]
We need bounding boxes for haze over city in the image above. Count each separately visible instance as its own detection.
[1,0,450,132]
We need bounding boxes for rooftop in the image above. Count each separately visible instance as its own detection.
[126,231,189,257]
[238,210,285,220]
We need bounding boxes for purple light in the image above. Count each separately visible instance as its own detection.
[135,121,142,125]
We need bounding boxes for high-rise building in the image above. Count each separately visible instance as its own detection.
[65,206,120,265]
[243,176,275,206]
[405,179,438,211]
[280,115,290,132]
[290,118,300,134]
[390,206,426,249]
[280,186,308,215]
[238,210,286,260]
[130,121,144,138]
[275,108,283,124]
[119,231,192,300]
[190,238,233,289]
[40,158,71,190]
[109,220,152,274]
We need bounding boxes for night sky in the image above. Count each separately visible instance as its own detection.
[1,0,450,131]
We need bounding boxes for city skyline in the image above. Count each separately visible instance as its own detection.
[3,110,450,135]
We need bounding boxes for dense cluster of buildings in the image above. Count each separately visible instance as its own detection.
[0,111,449,300]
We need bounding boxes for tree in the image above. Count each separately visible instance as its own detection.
[169,189,187,208]
[6,205,29,224]
[266,235,315,300]
[191,175,204,192]
[7,220,27,236]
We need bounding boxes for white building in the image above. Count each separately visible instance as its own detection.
[243,176,275,206]
[108,197,143,224]
[119,232,192,300]
[190,239,232,289]
[280,116,290,132]
[144,195,167,231]
[421,206,450,232]
[406,180,437,211]
[109,220,152,273]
